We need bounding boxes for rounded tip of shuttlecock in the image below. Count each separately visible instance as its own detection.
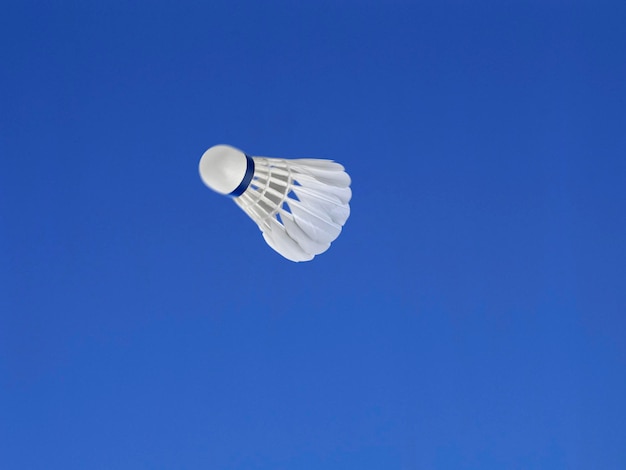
[199,144,249,195]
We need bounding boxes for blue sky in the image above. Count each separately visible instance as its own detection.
[1,1,625,468]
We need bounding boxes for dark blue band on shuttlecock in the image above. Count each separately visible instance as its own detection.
[228,154,255,198]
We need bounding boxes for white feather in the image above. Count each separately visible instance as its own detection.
[234,155,352,261]
[262,218,314,262]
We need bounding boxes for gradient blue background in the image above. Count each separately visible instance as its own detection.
[1,1,625,468]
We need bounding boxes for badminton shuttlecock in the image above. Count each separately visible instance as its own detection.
[199,144,351,262]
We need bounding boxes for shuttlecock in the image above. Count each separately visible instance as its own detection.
[199,144,351,262]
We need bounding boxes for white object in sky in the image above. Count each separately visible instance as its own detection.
[199,144,352,262]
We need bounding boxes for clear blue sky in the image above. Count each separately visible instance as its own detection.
[1,1,625,468]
